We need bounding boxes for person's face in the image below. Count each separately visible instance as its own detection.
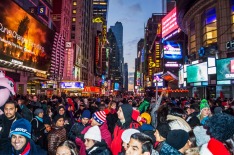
[4,104,17,119]
[59,108,65,115]
[33,96,37,102]
[11,134,27,151]
[117,107,125,121]
[186,108,192,115]
[189,108,195,114]
[81,118,89,125]
[201,108,211,117]
[84,139,95,150]
[45,124,51,132]
[128,101,133,105]
[56,146,71,155]
[56,118,65,127]
[17,100,23,106]
[38,112,44,118]
[126,138,145,155]
[111,103,116,110]
[90,118,101,126]
[122,142,128,150]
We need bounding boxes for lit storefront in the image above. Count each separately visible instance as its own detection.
[59,81,84,96]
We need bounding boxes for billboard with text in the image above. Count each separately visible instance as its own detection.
[162,7,178,38]
[0,0,55,71]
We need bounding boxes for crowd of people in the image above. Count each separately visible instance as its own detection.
[0,92,234,155]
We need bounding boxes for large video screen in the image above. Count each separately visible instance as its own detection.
[178,68,184,85]
[0,0,55,71]
[163,41,182,60]
[216,58,234,81]
[187,62,208,83]
[162,7,178,38]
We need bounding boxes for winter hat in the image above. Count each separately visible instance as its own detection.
[92,111,106,125]
[205,113,234,142]
[166,129,189,150]
[140,112,151,124]
[34,108,44,116]
[200,99,210,111]
[10,118,31,139]
[120,104,133,122]
[121,129,140,143]
[53,114,64,124]
[156,123,170,139]
[81,110,91,119]
[193,126,210,146]
[84,126,101,142]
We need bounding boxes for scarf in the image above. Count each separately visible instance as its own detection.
[35,116,43,123]
[12,142,30,155]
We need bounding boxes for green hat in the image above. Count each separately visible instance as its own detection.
[200,99,210,111]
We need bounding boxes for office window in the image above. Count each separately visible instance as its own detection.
[73,1,77,6]
[231,0,234,38]
[202,8,217,46]
[190,20,196,52]
[72,9,76,14]
[72,17,76,22]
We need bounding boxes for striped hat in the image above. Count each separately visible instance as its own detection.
[92,111,106,125]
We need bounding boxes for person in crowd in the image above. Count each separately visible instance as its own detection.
[160,129,191,155]
[74,102,86,119]
[126,132,159,155]
[17,97,33,122]
[197,99,211,125]
[68,109,91,141]
[0,118,47,155]
[111,104,140,155]
[120,128,140,154]
[193,126,210,147]
[31,108,45,148]
[106,101,118,134]
[154,123,171,152]
[57,105,73,134]
[0,101,22,150]
[48,115,67,155]
[184,130,199,155]
[29,95,42,111]
[84,125,112,155]
[56,140,79,155]
[167,107,192,132]
[200,113,234,155]
[185,104,200,128]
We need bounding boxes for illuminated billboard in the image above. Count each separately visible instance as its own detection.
[162,7,179,38]
[216,58,234,81]
[60,82,84,89]
[163,41,182,60]
[0,0,55,71]
[187,62,208,83]
[179,68,184,85]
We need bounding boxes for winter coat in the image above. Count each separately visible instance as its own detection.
[19,105,33,122]
[167,115,192,132]
[150,95,163,128]
[0,113,22,150]
[68,121,89,141]
[31,117,45,147]
[106,109,118,135]
[48,126,67,155]
[0,139,47,155]
[87,140,112,155]
[160,142,183,155]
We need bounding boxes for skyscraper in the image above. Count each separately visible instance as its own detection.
[93,0,108,23]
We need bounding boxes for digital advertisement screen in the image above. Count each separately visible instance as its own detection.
[216,58,234,81]
[0,0,55,71]
[163,41,182,60]
[153,72,163,87]
[179,68,184,85]
[187,62,208,83]
[114,83,119,90]
[162,7,178,38]
[60,82,84,89]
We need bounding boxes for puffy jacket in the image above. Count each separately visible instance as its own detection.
[68,121,89,141]
[87,140,112,155]
[48,126,67,155]
[160,142,183,155]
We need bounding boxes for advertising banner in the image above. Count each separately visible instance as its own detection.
[60,82,84,89]
[187,62,208,83]
[216,58,234,81]
[163,41,182,60]
[162,7,178,38]
[0,0,55,71]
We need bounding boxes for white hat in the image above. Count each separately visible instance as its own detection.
[84,126,101,142]
[121,129,140,143]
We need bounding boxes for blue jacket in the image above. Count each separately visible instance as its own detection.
[160,142,183,155]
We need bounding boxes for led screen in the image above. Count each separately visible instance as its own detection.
[179,68,184,85]
[60,82,84,89]
[216,58,234,81]
[114,83,119,90]
[163,41,182,60]
[187,62,208,83]
[0,0,55,71]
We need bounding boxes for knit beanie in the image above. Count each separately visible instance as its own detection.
[10,118,31,139]
[34,108,44,116]
[81,110,91,119]
[140,112,151,124]
[121,129,140,143]
[120,104,133,122]
[200,99,210,111]
[166,129,189,150]
[84,126,101,142]
[92,111,106,125]
[53,114,64,124]
[156,123,170,138]
[193,126,210,146]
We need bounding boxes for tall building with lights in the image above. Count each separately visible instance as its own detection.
[93,0,108,23]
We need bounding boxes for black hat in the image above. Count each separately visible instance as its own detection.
[156,123,170,138]
[166,129,189,150]
[53,115,64,124]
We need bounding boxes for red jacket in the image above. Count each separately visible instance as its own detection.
[110,125,125,155]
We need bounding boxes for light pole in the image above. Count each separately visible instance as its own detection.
[155,81,158,104]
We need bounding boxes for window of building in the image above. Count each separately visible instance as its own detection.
[190,20,196,52]
[72,17,76,22]
[72,25,76,31]
[231,0,234,38]
[202,7,217,46]
[73,1,77,6]
[71,33,75,39]
[72,9,76,14]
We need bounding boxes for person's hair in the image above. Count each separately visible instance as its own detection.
[169,107,186,118]
[57,140,79,155]
[4,101,17,108]
[108,101,116,110]
[131,133,153,153]
[188,130,197,147]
